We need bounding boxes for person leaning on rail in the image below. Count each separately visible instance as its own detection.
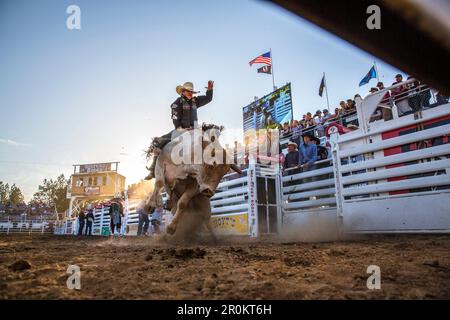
[299,132,318,171]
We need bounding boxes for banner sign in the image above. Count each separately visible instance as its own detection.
[211,213,249,236]
[84,187,100,196]
[242,83,293,134]
[79,163,111,173]
[248,166,257,237]
[101,226,110,236]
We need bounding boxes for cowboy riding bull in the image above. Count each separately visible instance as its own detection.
[144,81,242,238]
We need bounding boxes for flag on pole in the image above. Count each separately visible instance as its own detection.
[319,74,326,97]
[257,65,272,74]
[359,65,377,87]
[249,51,272,66]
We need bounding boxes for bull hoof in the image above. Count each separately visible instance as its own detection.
[166,223,177,235]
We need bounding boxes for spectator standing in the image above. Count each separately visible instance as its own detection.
[339,101,348,113]
[377,82,393,121]
[283,141,300,171]
[435,90,449,105]
[314,110,323,125]
[299,132,318,171]
[137,203,150,236]
[85,205,94,236]
[314,110,325,137]
[305,112,313,126]
[281,122,290,137]
[322,109,332,122]
[313,136,328,162]
[346,99,356,112]
[290,120,302,146]
[77,210,85,236]
[368,88,383,122]
[391,74,411,116]
[329,107,341,121]
[109,199,124,238]
[151,206,162,234]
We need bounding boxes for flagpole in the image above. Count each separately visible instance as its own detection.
[374,61,380,82]
[324,72,330,111]
[270,48,276,91]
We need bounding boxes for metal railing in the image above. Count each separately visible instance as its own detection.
[281,158,336,213]
[369,82,448,122]
[0,220,54,234]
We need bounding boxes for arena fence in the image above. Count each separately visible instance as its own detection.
[283,80,450,234]
[0,220,54,234]
[54,199,169,236]
[52,80,449,237]
[210,163,282,237]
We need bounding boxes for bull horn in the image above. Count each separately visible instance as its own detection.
[230,164,243,175]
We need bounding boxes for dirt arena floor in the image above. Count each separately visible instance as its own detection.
[0,234,449,299]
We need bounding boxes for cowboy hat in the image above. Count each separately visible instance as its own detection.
[302,131,315,139]
[287,140,298,148]
[176,82,199,95]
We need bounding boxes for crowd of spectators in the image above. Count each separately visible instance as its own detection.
[229,74,448,174]
[280,98,358,141]
[272,74,449,173]
[368,74,448,122]
[278,74,449,143]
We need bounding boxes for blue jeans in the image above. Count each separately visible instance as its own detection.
[85,222,92,235]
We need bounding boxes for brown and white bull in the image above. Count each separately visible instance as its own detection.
[145,127,242,238]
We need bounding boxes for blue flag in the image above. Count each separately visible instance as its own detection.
[359,65,377,87]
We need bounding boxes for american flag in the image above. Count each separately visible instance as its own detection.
[249,51,271,66]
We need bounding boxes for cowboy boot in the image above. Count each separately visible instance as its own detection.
[145,152,159,180]
[145,138,163,180]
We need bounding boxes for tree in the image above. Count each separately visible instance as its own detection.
[9,184,24,206]
[31,174,70,213]
[0,182,10,205]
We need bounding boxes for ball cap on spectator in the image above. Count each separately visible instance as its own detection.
[176,82,199,95]
[395,74,402,78]
[323,109,329,113]
[287,140,298,148]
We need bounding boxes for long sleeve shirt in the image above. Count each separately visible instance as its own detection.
[283,150,300,169]
[299,142,318,165]
[291,125,302,139]
[171,89,213,129]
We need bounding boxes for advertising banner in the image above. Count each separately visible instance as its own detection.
[84,186,100,196]
[79,163,112,173]
[242,83,293,134]
[211,213,249,236]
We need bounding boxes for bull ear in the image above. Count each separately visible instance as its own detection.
[230,164,242,175]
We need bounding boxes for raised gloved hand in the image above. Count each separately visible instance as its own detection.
[207,80,214,90]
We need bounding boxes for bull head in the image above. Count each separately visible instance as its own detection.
[197,147,243,198]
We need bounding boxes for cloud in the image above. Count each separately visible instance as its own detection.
[0,138,31,147]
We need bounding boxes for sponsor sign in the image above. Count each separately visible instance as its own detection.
[84,186,100,196]
[211,213,248,236]
[79,163,111,173]
[101,226,110,236]
[248,166,257,237]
